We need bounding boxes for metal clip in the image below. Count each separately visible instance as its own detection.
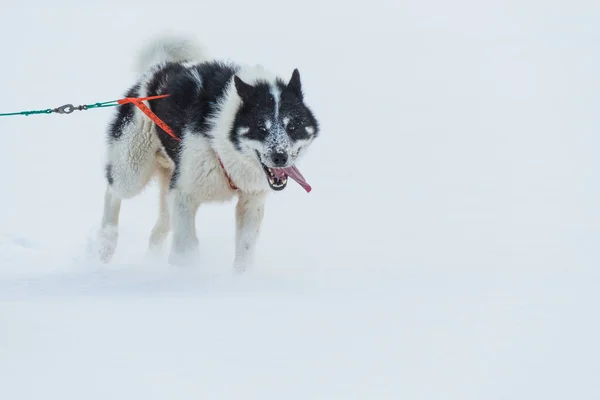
[55,104,75,114]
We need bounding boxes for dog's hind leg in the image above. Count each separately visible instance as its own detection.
[148,164,172,251]
[96,111,161,262]
[97,184,122,262]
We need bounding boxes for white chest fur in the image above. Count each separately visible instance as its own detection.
[176,133,269,203]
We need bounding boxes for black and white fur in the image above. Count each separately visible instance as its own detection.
[97,35,319,271]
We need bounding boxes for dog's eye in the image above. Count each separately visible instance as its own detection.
[258,126,267,132]
[287,121,301,136]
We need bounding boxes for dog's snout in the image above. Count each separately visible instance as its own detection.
[271,152,288,167]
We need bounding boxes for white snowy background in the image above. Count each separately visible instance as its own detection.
[1,0,598,398]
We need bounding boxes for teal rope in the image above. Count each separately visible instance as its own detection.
[0,108,53,117]
[84,100,120,109]
[0,99,120,117]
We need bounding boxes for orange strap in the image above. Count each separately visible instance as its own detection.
[118,94,237,190]
[117,95,180,142]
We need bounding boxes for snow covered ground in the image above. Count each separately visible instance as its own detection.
[1,0,599,398]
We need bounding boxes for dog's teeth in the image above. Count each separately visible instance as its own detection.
[265,167,287,188]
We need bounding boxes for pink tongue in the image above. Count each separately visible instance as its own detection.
[273,166,312,193]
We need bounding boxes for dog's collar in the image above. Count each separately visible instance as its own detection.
[216,155,238,191]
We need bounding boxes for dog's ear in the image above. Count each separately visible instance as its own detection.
[234,75,254,102]
[286,68,303,100]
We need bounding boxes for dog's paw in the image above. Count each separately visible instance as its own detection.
[232,258,252,274]
[168,248,200,267]
[87,225,118,263]
[143,245,166,265]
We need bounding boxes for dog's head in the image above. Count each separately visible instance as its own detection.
[230,69,319,192]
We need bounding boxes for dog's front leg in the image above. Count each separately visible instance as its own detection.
[168,188,200,266]
[233,193,266,273]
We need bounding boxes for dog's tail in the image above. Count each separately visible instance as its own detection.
[135,34,209,75]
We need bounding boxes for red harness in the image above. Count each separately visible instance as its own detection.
[120,95,238,191]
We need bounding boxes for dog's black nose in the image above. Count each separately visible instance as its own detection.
[271,152,288,167]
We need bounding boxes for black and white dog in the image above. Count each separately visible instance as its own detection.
[97,35,319,270]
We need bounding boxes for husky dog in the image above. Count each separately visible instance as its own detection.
[97,35,319,271]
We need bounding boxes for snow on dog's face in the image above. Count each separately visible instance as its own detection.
[231,69,319,192]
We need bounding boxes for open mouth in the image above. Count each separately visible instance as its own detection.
[259,157,288,191]
[256,151,312,193]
